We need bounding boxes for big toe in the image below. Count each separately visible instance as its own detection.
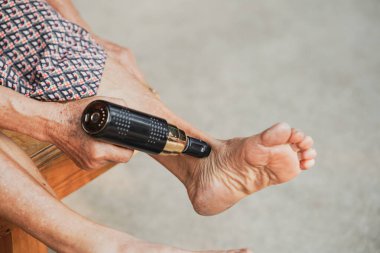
[260,122,292,147]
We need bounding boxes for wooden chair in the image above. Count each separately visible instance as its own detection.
[0,130,115,253]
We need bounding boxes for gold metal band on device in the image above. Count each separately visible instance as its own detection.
[162,124,187,154]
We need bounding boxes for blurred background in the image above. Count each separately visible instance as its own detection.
[62,0,379,252]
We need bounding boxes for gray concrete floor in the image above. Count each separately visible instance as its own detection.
[61,0,379,252]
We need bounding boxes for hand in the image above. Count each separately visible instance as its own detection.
[47,96,134,170]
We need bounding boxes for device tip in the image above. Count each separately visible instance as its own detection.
[182,137,211,158]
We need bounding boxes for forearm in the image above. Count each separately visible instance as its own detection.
[0,86,56,142]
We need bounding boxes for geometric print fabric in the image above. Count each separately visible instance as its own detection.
[0,0,106,101]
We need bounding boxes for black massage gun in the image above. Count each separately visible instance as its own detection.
[81,100,211,158]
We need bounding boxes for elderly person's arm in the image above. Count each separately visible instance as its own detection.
[0,87,187,252]
[0,87,113,251]
[0,86,54,142]
[0,86,132,169]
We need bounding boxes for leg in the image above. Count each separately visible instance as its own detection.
[97,53,317,215]
[0,132,249,253]
[46,0,315,215]
[0,132,107,252]
[0,133,52,253]
[0,133,55,195]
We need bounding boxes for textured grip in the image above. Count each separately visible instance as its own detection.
[112,107,131,137]
[82,100,169,154]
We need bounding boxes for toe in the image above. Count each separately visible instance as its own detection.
[300,159,315,170]
[299,148,317,160]
[297,136,314,150]
[260,122,292,147]
[288,128,305,144]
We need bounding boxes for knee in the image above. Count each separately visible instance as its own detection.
[118,47,136,67]
[108,46,136,66]
[119,47,134,60]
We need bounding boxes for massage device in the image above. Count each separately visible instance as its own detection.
[81,100,211,158]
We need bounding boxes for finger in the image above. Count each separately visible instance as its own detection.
[100,143,134,164]
[78,159,109,171]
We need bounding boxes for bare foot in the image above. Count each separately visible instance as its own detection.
[117,242,251,253]
[185,123,316,215]
[98,227,251,253]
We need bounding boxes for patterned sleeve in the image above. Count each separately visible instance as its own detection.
[0,0,107,101]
